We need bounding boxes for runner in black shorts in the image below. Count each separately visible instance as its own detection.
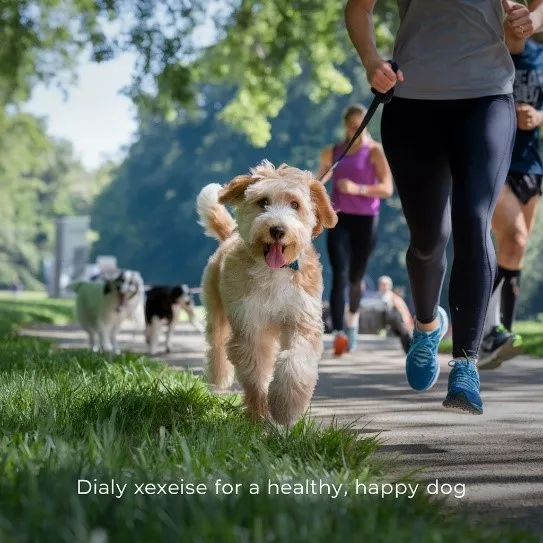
[480,1,543,369]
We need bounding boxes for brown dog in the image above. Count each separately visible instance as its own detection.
[196,160,337,426]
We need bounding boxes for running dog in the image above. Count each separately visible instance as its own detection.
[72,270,145,354]
[144,284,203,355]
[196,160,337,426]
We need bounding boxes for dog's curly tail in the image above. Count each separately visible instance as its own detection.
[196,183,236,243]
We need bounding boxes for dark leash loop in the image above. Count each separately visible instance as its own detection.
[318,61,399,182]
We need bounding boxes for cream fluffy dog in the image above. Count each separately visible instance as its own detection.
[196,160,337,426]
[72,270,145,353]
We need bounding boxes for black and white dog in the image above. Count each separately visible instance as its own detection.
[144,285,203,355]
[72,270,145,353]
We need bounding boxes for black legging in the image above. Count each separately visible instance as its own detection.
[381,95,515,359]
[327,212,378,331]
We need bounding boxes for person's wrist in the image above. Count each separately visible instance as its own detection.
[359,185,368,195]
[362,50,382,74]
[530,11,543,33]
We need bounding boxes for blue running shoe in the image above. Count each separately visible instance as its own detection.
[442,359,483,415]
[346,326,358,352]
[406,306,449,392]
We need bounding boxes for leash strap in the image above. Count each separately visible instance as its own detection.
[318,61,399,182]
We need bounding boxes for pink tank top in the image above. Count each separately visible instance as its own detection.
[330,142,380,216]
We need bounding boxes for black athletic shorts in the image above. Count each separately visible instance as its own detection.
[506,171,543,205]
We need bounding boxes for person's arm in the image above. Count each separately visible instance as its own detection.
[515,103,543,130]
[391,292,414,332]
[315,146,334,185]
[337,143,393,198]
[344,0,404,92]
[531,0,543,33]
[364,142,393,198]
[503,0,543,37]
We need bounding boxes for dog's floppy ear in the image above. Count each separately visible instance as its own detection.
[310,181,338,237]
[218,175,254,205]
[171,286,183,300]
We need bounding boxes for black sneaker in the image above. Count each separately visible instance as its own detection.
[478,325,523,370]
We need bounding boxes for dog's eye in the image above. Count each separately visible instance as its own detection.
[291,201,299,210]
[257,198,269,209]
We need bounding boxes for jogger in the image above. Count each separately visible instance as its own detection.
[345,0,543,414]
[317,104,393,355]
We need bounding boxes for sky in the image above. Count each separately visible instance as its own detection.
[23,8,220,172]
[24,52,138,170]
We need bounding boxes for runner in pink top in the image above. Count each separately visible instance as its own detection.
[316,104,393,355]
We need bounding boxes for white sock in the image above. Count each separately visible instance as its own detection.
[345,311,360,329]
[483,279,503,337]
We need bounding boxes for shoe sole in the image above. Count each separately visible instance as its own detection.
[442,392,483,415]
[478,338,523,371]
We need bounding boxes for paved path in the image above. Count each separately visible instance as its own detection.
[22,323,543,537]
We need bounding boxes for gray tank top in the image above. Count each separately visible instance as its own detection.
[393,0,515,99]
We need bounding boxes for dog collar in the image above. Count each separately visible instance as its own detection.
[281,260,299,271]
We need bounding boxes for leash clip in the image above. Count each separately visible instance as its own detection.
[370,61,399,104]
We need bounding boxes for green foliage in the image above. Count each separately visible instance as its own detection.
[0,294,73,333]
[0,109,97,287]
[91,61,410,295]
[2,0,399,145]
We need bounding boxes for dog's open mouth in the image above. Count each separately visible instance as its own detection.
[264,242,286,269]
[116,293,128,311]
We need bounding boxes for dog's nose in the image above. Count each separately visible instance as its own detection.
[269,226,286,240]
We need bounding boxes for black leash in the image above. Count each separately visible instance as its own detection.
[319,61,399,182]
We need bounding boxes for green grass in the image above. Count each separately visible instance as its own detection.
[439,320,543,357]
[0,299,537,541]
[0,295,73,334]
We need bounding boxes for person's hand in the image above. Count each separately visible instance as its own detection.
[503,0,542,38]
[516,103,543,130]
[366,56,404,94]
[338,179,364,195]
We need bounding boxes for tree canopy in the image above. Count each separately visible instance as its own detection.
[1,0,398,145]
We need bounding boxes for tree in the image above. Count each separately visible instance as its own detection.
[0,109,89,287]
[91,60,412,301]
[1,0,399,144]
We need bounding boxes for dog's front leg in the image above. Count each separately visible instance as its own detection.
[88,331,98,352]
[226,329,277,422]
[268,319,322,427]
[98,324,113,353]
[164,321,174,353]
[110,326,121,355]
[147,316,161,355]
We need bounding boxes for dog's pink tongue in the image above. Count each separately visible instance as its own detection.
[265,243,286,269]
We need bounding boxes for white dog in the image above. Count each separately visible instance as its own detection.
[72,270,145,354]
[196,160,337,426]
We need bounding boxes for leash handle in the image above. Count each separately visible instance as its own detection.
[370,61,399,105]
[318,60,399,182]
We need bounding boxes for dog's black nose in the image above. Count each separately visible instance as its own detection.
[269,226,286,240]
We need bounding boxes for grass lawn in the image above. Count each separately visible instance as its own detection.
[0,298,538,541]
[439,320,543,358]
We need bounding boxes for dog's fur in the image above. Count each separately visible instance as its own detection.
[144,285,203,354]
[196,160,337,426]
[72,270,145,353]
